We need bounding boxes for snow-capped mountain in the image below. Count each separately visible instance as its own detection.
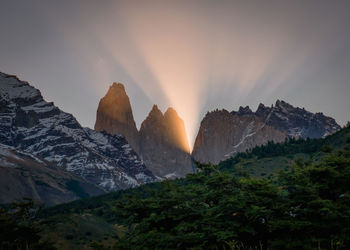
[0,143,105,205]
[0,72,156,191]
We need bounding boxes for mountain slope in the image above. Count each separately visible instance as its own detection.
[37,125,350,249]
[0,72,156,192]
[0,144,105,206]
[193,101,341,164]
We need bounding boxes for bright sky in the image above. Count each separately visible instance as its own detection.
[1,0,350,149]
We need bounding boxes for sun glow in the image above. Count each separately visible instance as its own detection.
[56,1,344,151]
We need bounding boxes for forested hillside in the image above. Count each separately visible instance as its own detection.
[2,125,350,249]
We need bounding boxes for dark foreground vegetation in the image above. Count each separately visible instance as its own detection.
[1,126,350,249]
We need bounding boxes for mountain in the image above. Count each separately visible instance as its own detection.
[0,72,156,195]
[255,100,340,138]
[95,84,193,179]
[139,105,193,178]
[0,143,104,206]
[192,109,286,164]
[94,82,139,151]
[192,101,341,164]
[36,126,350,249]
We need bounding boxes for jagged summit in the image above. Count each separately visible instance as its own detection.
[146,104,163,119]
[0,72,155,192]
[193,99,341,164]
[237,106,253,115]
[139,105,192,178]
[110,82,125,90]
[95,85,193,179]
[95,82,139,151]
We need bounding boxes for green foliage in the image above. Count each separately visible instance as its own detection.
[35,126,350,249]
[113,152,350,249]
[66,179,89,198]
[0,198,55,250]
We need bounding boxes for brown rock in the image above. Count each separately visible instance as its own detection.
[192,109,286,164]
[94,82,139,151]
[139,105,193,178]
[95,84,193,179]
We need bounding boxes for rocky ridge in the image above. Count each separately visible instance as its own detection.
[0,72,156,192]
[95,84,193,179]
[192,101,341,164]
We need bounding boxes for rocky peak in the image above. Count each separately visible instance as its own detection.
[94,82,139,151]
[164,107,190,153]
[144,105,164,123]
[138,105,193,178]
[255,103,271,118]
[193,99,341,164]
[192,108,285,164]
[0,72,156,192]
[237,106,253,115]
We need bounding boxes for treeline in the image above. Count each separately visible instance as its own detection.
[220,136,327,170]
[0,199,54,250]
[113,151,350,249]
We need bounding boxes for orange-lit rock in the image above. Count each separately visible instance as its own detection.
[94,83,139,151]
[192,109,286,164]
[139,105,193,178]
[95,83,193,179]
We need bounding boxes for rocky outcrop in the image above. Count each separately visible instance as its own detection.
[95,84,194,179]
[95,82,139,151]
[0,72,156,192]
[193,101,341,164]
[255,100,341,138]
[192,109,286,164]
[139,105,193,178]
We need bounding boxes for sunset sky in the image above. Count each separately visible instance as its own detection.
[1,0,350,148]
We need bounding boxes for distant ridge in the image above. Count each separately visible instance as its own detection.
[192,100,340,164]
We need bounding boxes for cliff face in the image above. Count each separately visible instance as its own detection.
[192,109,286,164]
[139,106,193,178]
[95,83,341,172]
[95,85,193,179]
[255,100,341,138]
[94,83,139,151]
[192,101,341,164]
[0,72,155,193]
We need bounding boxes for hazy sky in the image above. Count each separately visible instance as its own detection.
[1,0,349,148]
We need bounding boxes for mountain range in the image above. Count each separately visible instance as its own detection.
[0,72,155,202]
[0,71,342,204]
[192,101,340,164]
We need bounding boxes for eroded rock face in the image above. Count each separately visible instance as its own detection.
[255,100,341,138]
[192,109,286,164]
[95,83,139,151]
[192,101,341,164]
[95,84,194,179]
[139,105,193,178]
[0,72,155,192]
